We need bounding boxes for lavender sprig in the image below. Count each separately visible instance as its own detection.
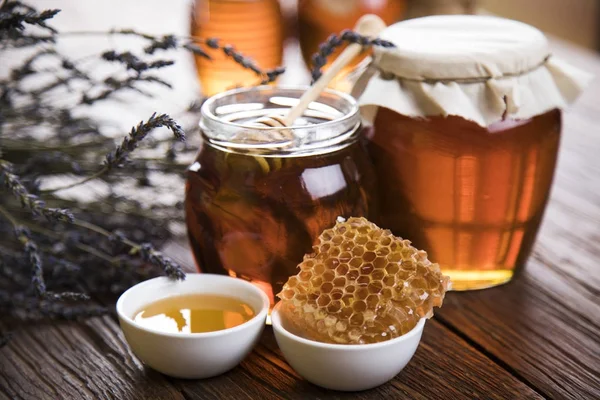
[310,29,395,83]
[101,51,174,73]
[73,219,186,281]
[0,1,59,35]
[106,29,286,84]
[12,225,89,301]
[104,112,185,171]
[138,243,186,281]
[41,113,185,193]
[0,160,74,223]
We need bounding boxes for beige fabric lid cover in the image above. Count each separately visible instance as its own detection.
[355,15,593,127]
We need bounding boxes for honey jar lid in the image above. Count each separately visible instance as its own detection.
[354,15,593,127]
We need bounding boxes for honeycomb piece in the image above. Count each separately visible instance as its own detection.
[277,217,450,345]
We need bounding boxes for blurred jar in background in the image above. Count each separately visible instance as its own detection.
[405,0,478,19]
[191,0,284,97]
[298,0,405,92]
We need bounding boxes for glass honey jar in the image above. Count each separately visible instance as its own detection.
[353,16,591,290]
[185,87,378,307]
[298,0,406,92]
[190,0,284,97]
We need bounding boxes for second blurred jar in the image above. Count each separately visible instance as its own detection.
[191,0,283,97]
[298,0,405,92]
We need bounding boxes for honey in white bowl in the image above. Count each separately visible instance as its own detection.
[133,294,255,334]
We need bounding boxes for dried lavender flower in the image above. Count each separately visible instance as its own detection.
[104,112,185,171]
[310,29,395,82]
[0,161,74,223]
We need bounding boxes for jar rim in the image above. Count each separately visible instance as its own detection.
[199,86,361,156]
[201,85,359,131]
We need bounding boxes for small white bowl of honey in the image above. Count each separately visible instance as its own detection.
[271,302,425,391]
[116,273,269,379]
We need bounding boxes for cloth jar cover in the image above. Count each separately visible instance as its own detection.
[355,15,593,127]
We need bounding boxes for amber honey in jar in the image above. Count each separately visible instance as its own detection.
[190,0,283,96]
[185,87,378,307]
[298,0,405,92]
[354,16,591,290]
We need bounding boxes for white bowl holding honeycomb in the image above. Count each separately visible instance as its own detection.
[271,302,425,391]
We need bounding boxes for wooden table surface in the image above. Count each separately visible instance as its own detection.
[2,36,600,400]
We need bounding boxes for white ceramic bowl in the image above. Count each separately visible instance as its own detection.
[116,273,269,379]
[271,302,425,391]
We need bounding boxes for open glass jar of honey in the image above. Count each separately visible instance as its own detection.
[354,16,591,290]
[185,87,378,306]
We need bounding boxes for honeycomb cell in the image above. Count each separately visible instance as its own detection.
[349,258,362,268]
[366,294,380,309]
[371,269,385,281]
[356,235,368,245]
[368,281,383,294]
[331,289,343,300]
[357,275,370,285]
[376,247,390,257]
[344,229,356,239]
[339,251,352,262]
[277,217,450,345]
[355,286,369,300]
[373,256,387,269]
[363,251,376,262]
[383,275,396,287]
[322,270,335,282]
[360,264,374,275]
[298,270,312,281]
[328,300,342,313]
[333,276,346,287]
[353,300,367,312]
[341,306,353,318]
[314,263,326,275]
[380,236,392,246]
[352,247,365,257]
[335,263,349,276]
[342,241,353,251]
[347,269,359,280]
[332,235,343,245]
[365,241,378,251]
[350,312,364,326]
[321,282,333,293]
[317,294,331,307]
[385,263,400,275]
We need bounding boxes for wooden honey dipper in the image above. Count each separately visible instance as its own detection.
[228,14,387,172]
[254,14,388,132]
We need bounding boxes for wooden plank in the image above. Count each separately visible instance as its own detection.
[1,311,541,399]
[0,317,185,400]
[237,322,541,399]
[436,257,600,400]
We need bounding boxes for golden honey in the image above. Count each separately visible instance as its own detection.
[367,108,562,290]
[133,294,255,334]
[190,0,283,96]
